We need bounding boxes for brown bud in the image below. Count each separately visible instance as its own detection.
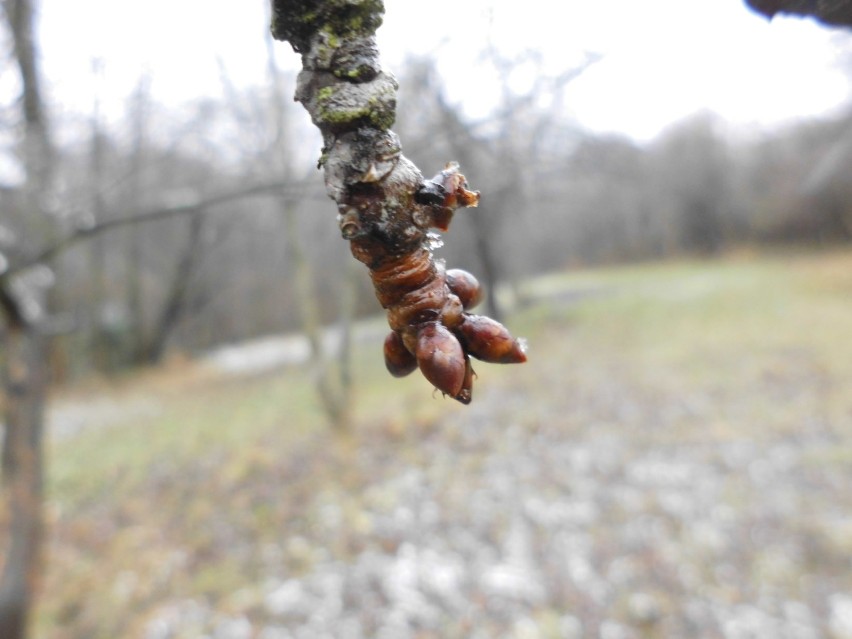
[383,331,417,378]
[458,315,528,364]
[433,162,480,210]
[453,356,475,405]
[445,269,483,309]
[415,322,465,397]
[440,293,464,328]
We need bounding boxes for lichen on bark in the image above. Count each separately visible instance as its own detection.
[271,0,526,403]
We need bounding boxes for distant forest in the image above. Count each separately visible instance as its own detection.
[3,59,851,379]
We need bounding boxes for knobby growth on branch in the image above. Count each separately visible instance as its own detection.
[271,0,526,403]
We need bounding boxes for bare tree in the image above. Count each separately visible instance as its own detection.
[0,0,52,635]
[1,175,295,639]
[265,20,355,428]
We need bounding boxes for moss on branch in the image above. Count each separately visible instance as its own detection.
[271,0,384,53]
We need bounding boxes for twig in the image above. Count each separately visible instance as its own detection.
[271,0,526,403]
[4,180,316,277]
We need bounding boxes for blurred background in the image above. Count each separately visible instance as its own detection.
[1,0,852,637]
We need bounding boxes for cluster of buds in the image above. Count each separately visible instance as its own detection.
[272,1,526,404]
[365,164,527,404]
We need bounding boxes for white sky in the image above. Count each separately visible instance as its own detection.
[28,0,852,142]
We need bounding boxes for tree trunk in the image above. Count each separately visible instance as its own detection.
[431,85,505,321]
[1,2,52,636]
[141,211,205,364]
[0,324,47,639]
[283,201,352,429]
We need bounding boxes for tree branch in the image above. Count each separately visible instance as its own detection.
[271,0,526,403]
[3,180,317,278]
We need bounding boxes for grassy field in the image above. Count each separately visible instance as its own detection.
[28,249,852,638]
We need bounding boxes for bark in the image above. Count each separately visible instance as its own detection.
[126,79,151,365]
[88,73,110,371]
[271,0,526,403]
[140,212,205,364]
[746,0,852,26]
[1,0,52,198]
[0,323,46,639]
[0,2,51,637]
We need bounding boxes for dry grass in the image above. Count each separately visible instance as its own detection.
[30,248,852,638]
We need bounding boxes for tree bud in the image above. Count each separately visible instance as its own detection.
[415,322,465,397]
[383,331,417,378]
[458,315,528,364]
[440,293,464,328]
[454,356,475,405]
[445,269,483,309]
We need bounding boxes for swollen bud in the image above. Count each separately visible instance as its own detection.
[415,322,466,397]
[458,315,528,364]
[383,331,417,378]
[453,356,475,405]
[445,269,483,310]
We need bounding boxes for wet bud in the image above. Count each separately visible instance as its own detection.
[453,356,475,405]
[383,331,417,378]
[440,293,464,328]
[445,269,483,309]
[415,323,465,397]
[458,315,528,364]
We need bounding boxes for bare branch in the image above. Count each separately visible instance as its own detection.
[3,180,319,278]
[271,0,526,403]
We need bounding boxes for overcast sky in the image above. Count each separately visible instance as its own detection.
[29,0,852,142]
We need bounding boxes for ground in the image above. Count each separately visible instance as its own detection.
[18,249,852,638]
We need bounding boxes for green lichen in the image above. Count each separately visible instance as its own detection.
[317,86,336,102]
[314,83,395,131]
[333,66,369,81]
[321,26,341,49]
[324,0,382,40]
[271,0,384,52]
[318,101,381,130]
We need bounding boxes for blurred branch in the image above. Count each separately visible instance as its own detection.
[3,180,322,277]
[140,211,205,363]
[745,0,852,27]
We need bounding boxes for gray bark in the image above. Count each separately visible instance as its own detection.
[0,2,52,637]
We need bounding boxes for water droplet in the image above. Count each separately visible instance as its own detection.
[426,232,444,251]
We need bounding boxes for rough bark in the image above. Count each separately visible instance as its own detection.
[0,322,46,639]
[271,0,526,403]
[746,0,852,27]
[0,2,51,637]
